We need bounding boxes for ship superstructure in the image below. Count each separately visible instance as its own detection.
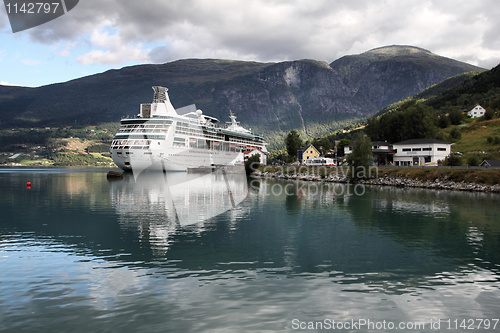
[110,86,267,172]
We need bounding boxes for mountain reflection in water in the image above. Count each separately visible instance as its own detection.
[0,169,499,332]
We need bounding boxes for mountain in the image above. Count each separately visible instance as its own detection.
[329,45,483,110]
[0,45,485,147]
[423,61,500,110]
[375,61,499,118]
[373,70,483,117]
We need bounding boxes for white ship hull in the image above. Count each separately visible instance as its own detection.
[112,146,243,172]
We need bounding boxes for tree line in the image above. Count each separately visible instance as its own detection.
[283,129,353,164]
[364,100,438,143]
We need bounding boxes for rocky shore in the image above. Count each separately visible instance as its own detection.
[358,175,500,192]
[252,169,500,193]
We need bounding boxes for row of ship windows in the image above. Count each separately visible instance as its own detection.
[185,140,245,152]
[121,121,263,141]
[175,129,258,146]
[113,135,165,140]
[400,147,447,152]
[122,119,173,125]
[111,138,259,152]
[113,146,150,150]
[119,129,169,134]
[120,124,170,128]
[119,125,169,135]
[230,137,257,145]
[111,139,150,150]
[175,128,215,138]
[112,144,244,152]
[120,123,260,146]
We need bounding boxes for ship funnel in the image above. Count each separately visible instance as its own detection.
[152,86,167,103]
[150,86,177,116]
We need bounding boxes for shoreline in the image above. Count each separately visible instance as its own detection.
[252,166,500,193]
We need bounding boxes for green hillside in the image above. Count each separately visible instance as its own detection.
[424,64,500,110]
[362,63,500,165]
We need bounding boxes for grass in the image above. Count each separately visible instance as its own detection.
[444,118,500,155]
[379,168,500,186]
[18,158,52,166]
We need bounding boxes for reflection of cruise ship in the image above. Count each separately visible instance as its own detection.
[110,169,248,250]
[110,86,267,172]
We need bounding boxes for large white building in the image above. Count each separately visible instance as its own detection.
[393,138,451,166]
[467,104,486,118]
[344,138,452,166]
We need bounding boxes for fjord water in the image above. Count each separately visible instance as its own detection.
[1,168,499,332]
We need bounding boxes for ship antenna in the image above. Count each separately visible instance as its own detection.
[229,110,237,124]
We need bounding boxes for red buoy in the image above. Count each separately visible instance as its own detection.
[26,181,31,189]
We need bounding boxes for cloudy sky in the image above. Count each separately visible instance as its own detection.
[1,0,500,87]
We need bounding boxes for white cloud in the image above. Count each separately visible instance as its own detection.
[15,0,500,68]
[77,46,147,65]
[51,42,76,57]
[76,26,150,65]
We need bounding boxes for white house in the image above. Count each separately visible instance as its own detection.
[344,141,392,155]
[344,141,395,165]
[243,148,267,165]
[467,104,486,118]
[393,139,451,166]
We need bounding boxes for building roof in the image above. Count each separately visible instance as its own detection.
[372,148,396,154]
[301,144,319,151]
[471,104,485,110]
[346,140,392,148]
[371,141,392,146]
[393,138,451,145]
[480,159,500,167]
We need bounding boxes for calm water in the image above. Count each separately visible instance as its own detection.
[1,168,500,332]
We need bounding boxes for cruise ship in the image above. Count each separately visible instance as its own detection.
[110,86,267,172]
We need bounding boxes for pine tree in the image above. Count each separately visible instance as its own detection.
[346,133,373,180]
[285,130,302,162]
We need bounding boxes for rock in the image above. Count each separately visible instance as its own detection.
[251,168,497,193]
[107,170,124,179]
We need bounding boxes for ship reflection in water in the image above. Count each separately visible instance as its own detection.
[109,167,248,250]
